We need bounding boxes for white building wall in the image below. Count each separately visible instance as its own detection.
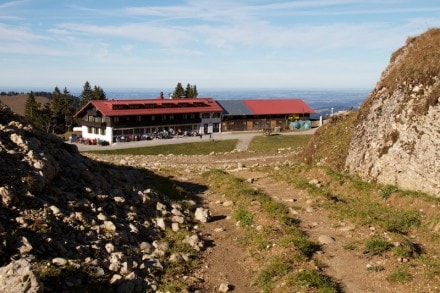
[80,125,112,143]
[200,116,222,134]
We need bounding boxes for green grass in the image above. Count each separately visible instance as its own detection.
[292,269,339,293]
[233,208,254,227]
[267,165,422,234]
[387,265,413,283]
[254,256,291,292]
[364,236,392,255]
[248,134,312,153]
[87,139,238,155]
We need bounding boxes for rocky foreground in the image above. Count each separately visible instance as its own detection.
[0,103,211,292]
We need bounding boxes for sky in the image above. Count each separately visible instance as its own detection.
[1,0,440,91]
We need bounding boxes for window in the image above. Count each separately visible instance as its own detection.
[169,115,174,120]
[202,113,210,118]
[114,117,119,123]
[88,115,94,121]
[190,114,195,119]
[88,127,92,133]
[212,112,221,118]
[137,116,141,122]
[183,114,188,119]
[151,115,155,121]
[213,123,220,132]
[94,128,99,134]
[101,128,106,135]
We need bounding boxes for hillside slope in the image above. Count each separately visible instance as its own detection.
[0,103,205,291]
[345,28,440,196]
[0,94,50,116]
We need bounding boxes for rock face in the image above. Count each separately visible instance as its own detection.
[346,29,440,196]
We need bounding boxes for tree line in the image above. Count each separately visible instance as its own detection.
[171,83,198,99]
[24,81,107,134]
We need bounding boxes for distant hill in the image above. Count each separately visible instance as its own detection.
[0,94,50,116]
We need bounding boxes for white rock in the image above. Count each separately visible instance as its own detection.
[103,221,117,232]
[139,242,152,254]
[49,205,61,215]
[318,235,335,245]
[222,200,234,207]
[195,207,211,223]
[156,217,166,230]
[105,243,115,254]
[171,222,180,232]
[52,258,68,266]
[218,283,231,292]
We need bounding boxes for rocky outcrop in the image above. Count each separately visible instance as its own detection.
[0,103,208,291]
[345,29,440,196]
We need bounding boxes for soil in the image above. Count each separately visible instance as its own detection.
[83,136,439,293]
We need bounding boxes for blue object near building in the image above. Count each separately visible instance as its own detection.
[289,120,311,130]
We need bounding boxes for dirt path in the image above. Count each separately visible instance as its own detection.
[84,136,426,292]
[183,167,411,292]
[193,189,257,292]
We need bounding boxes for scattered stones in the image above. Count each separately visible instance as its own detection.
[183,234,204,251]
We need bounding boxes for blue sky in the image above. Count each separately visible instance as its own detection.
[1,0,440,90]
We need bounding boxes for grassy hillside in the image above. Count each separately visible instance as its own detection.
[301,112,357,171]
[0,94,50,116]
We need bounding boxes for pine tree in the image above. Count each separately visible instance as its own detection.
[193,85,198,98]
[93,85,106,100]
[185,83,198,99]
[62,87,75,132]
[172,82,185,99]
[39,102,54,133]
[50,87,64,133]
[24,91,39,122]
[79,81,94,106]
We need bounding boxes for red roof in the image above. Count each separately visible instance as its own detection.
[74,98,223,117]
[243,99,314,115]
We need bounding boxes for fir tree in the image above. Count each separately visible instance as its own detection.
[38,102,54,133]
[62,87,75,132]
[93,85,106,100]
[185,83,198,99]
[24,91,40,122]
[172,82,185,99]
[79,81,94,106]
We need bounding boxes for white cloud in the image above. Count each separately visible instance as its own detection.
[0,23,48,42]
